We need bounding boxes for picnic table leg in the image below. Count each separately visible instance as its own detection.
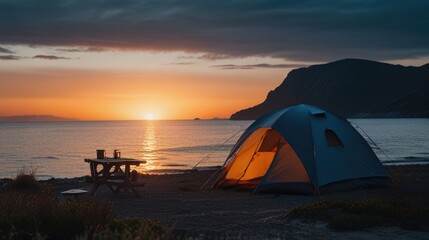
[125,164,130,180]
[89,163,101,196]
[122,164,130,192]
[125,164,140,197]
[93,162,111,196]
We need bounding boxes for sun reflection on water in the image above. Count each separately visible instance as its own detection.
[139,121,157,172]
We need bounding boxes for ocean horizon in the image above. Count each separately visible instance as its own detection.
[0,118,428,179]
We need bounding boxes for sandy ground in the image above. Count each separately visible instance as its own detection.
[46,166,429,239]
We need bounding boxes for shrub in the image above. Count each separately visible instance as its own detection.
[0,191,59,239]
[0,170,172,239]
[286,197,429,231]
[87,218,172,240]
[52,199,115,239]
[0,191,119,239]
[9,167,42,193]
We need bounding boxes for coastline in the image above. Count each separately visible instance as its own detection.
[2,164,425,239]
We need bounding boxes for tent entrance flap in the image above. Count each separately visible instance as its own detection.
[239,152,276,181]
[223,129,282,187]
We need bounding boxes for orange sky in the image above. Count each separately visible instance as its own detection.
[2,45,428,120]
[0,47,296,120]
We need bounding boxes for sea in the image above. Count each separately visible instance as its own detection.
[0,119,428,179]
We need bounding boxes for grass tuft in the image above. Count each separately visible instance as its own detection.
[9,167,42,193]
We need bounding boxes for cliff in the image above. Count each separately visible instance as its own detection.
[231,59,429,119]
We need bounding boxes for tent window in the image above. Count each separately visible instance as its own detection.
[312,112,326,118]
[325,129,343,147]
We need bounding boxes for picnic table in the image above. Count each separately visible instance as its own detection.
[84,157,146,196]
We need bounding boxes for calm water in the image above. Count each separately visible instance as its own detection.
[0,119,428,179]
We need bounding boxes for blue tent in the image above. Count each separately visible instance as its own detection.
[215,104,389,194]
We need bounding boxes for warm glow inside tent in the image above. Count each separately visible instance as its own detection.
[214,104,389,194]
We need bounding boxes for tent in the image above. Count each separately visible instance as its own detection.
[214,104,389,194]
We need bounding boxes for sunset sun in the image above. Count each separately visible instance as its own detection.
[144,112,156,120]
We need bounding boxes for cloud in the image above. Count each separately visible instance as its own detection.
[0,1,429,62]
[171,62,195,65]
[212,63,307,70]
[197,54,234,61]
[0,55,21,60]
[176,53,234,61]
[0,46,13,54]
[0,54,72,60]
[56,47,106,52]
[32,55,71,60]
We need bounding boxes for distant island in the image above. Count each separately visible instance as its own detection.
[192,117,228,120]
[0,115,78,123]
[231,59,429,120]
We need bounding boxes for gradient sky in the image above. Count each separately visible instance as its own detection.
[1,0,429,120]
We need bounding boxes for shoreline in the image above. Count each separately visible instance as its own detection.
[2,163,429,188]
[3,161,429,182]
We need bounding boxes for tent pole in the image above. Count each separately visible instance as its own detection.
[192,129,246,170]
[200,167,223,190]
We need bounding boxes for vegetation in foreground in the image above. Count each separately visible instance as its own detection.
[0,169,171,239]
[286,197,429,231]
[287,166,429,232]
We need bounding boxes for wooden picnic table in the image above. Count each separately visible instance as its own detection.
[84,157,146,196]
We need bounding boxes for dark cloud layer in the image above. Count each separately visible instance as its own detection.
[0,55,21,60]
[33,55,71,60]
[212,63,306,70]
[0,0,428,61]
